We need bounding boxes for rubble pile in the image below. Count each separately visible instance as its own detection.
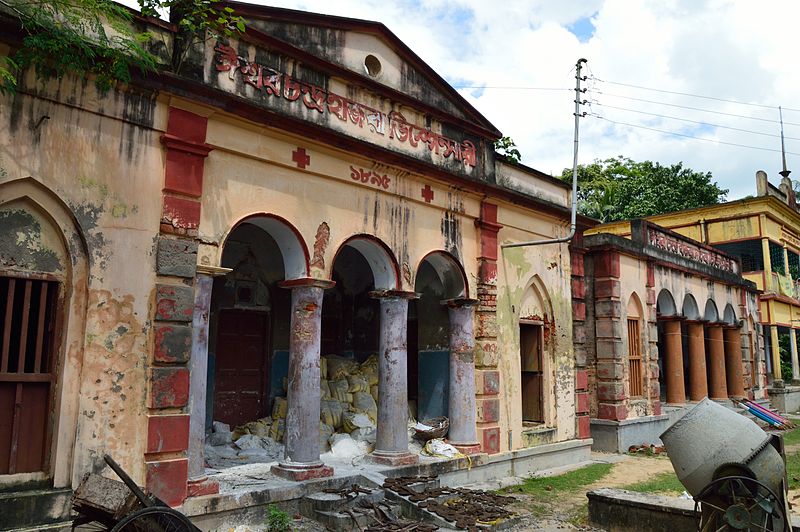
[206,354,384,469]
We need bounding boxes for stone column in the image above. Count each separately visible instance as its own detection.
[706,324,728,400]
[790,328,800,381]
[663,319,685,404]
[186,266,229,496]
[369,290,419,466]
[272,279,335,481]
[723,326,746,398]
[445,299,482,454]
[686,321,708,401]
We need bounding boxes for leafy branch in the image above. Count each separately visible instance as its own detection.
[0,0,245,94]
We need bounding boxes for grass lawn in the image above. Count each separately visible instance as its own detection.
[783,426,800,490]
[622,471,685,495]
[501,462,613,499]
[781,425,800,447]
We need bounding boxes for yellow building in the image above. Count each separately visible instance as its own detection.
[587,171,800,399]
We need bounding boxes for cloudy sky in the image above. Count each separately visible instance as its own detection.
[136,0,800,200]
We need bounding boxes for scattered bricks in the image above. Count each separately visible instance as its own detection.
[476,398,500,423]
[594,251,620,278]
[597,361,625,380]
[598,402,628,421]
[155,284,194,322]
[146,458,188,507]
[149,367,190,408]
[595,319,622,339]
[572,301,586,321]
[156,237,198,278]
[596,338,624,360]
[571,277,585,299]
[594,278,621,299]
[480,426,500,454]
[597,382,626,402]
[577,415,591,439]
[162,196,201,230]
[576,369,589,390]
[153,324,192,364]
[576,392,590,414]
[147,415,190,454]
[482,370,500,394]
[574,346,588,367]
[595,300,622,319]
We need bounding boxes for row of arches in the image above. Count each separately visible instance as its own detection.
[656,290,739,326]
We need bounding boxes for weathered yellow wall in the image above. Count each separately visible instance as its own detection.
[0,71,167,487]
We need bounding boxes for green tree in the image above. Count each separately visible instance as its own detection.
[494,136,522,163]
[0,0,245,93]
[561,156,728,222]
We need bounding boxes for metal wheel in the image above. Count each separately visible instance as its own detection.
[109,506,195,532]
[694,475,788,532]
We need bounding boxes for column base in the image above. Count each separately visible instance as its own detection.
[271,462,334,481]
[449,442,482,455]
[187,476,219,497]
[367,450,419,466]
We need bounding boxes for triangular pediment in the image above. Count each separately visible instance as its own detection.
[224,2,500,138]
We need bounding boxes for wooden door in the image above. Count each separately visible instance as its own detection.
[520,323,544,423]
[0,275,59,475]
[213,309,270,428]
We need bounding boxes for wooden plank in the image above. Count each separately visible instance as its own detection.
[1,278,15,373]
[8,383,23,474]
[33,283,48,374]
[0,373,52,382]
[17,281,32,373]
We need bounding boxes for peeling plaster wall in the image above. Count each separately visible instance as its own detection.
[0,71,168,487]
[496,207,574,450]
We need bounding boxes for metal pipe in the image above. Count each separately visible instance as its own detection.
[501,58,587,249]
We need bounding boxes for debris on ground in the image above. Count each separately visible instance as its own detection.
[384,476,516,531]
[627,443,666,455]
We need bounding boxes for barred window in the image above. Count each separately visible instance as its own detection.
[713,240,764,272]
[769,241,786,275]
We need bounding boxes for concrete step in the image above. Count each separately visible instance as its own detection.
[314,502,402,531]
[384,490,456,530]
[301,486,385,514]
[0,488,72,531]
[6,520,72,532]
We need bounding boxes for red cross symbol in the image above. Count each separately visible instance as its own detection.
[292,147,310,169]
[421,184,434,203]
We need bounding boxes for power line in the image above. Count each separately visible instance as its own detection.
[590,90,800,127]
[588,113,800,156]
[591,102,800,141]
[591,76,800,113]
[453,86,571,91]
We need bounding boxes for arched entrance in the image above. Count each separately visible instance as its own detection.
[519,278,552,426]
[656,289,683,404]
[209,216,308,429]
[408,251,467,421]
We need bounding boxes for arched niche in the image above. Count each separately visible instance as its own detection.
[704,299,719,322]
[682,294,701,321]
[519,276,553,426]
[656,289,678,317]
[722,303,737,326]
[221,214,309,280]
[0,177,89,489]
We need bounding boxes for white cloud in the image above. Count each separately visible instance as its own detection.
[123,0,800,199]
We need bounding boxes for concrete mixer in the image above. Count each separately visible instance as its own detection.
[660,398,789,531]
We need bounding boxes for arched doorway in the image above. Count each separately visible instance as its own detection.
[519,278,552,426]
[656,289,682,403]
[322,237,398,360]
[209,216,307,429]
[408,251,467,421]
[626,293,645,398]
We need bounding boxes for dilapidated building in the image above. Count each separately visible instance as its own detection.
[0,4,590,527]
[576,219,764,453]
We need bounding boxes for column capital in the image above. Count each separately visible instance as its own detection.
[196,264,231,277]
[279,277,336,290]
[441,297,480,308]
[660,315,685,322]
[368,289,419,300]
